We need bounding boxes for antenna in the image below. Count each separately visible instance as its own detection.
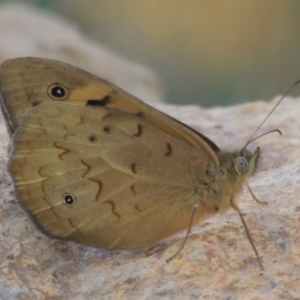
[244,80,300,147]
[242,129,282,151]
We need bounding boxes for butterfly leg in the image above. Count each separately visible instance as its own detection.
[231,200,263,270]
[247,184,267,205]
[166,206,198,263]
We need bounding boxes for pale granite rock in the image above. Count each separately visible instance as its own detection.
[0,96,300,299]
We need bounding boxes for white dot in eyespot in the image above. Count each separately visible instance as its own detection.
[235,157,249,174]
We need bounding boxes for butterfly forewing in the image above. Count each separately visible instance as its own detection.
[0,57,219,165]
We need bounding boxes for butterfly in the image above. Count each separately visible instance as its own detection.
[0,57,272,268]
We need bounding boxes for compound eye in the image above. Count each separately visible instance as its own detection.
[235,157,249,174]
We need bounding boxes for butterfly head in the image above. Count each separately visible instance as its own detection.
[234,147,260,179]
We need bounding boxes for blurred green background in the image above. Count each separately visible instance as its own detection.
[1,0,300,107]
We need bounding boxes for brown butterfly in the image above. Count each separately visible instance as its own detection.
[0,57,281,269]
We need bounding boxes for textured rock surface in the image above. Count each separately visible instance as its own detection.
[1,96,300,299]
